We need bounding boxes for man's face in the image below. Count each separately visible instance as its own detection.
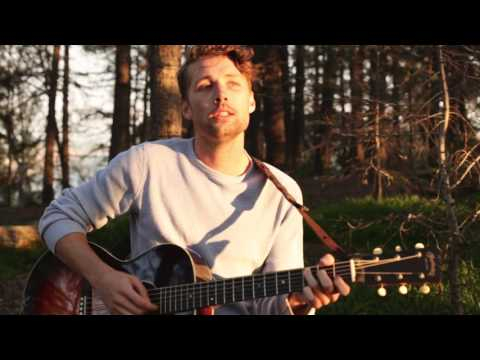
[182,55,255,144]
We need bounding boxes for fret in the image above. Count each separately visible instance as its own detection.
[233,278,242,302]
[191,284,195,310]
[197,283,202,309]
[183,285,186,312]
[252,276,255,299]
[226,279,234,304]
[163,287,167,314]
[223,280,226,305]
[206,282,209,306]
[201,283,207,308]
[287,271,291,293]
[169,286,172,313]
[208,282,216,305]
[215,280,223,306]
[180,285,183,312]
[158,288,162,314]
[275,272,278,295]
[289,270,304,293]
[193,283,200,309]
[173,287,177,312]
[243,276,253,300]
[242,277,245,301]
[265,273,277,297]
[263,275,266,297]
[277,271,289,294]
[253,274,264,299]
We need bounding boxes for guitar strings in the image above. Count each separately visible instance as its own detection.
[83,254,424,313]
[84,255,423,311]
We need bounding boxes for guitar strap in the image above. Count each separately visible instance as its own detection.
[252,157,347,256]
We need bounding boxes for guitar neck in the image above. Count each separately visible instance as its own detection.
[148,249,438,314]
[150,265,344,314]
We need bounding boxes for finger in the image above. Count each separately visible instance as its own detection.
[303,268,319,289]
[331,292,341,303]
[303,286,322,309]
[112,296,141,315]
[316,269,334,294]
[311,286,331,306]
[129,277,158,311]
[334,276,351,297]
[113,302,139,315]
[319,254,335,267]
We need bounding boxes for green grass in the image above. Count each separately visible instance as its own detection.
[0,243,47,281]
[304,195,480,314]
[304,195,480,252]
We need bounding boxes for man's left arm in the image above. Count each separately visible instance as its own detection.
[250,182,350,315]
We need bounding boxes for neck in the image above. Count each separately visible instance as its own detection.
[193,135,251,176]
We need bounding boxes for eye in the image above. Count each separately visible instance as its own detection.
[228,81,241,88]
[196,82,211,90]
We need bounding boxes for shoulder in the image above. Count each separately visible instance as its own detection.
[139,137,191,161]
[107,138,191,173]
[142,137,190,154]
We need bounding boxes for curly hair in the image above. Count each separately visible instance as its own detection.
[177,45,257,100]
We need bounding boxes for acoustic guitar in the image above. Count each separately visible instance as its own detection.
[22,242,440,315]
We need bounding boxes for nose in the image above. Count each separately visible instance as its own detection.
[213,83,228,105]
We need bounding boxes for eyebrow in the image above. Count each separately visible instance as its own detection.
[194,73,242,85]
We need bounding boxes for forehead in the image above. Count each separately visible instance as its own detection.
[187,55,244,83]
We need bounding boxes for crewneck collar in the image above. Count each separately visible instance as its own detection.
[186,138,255,185]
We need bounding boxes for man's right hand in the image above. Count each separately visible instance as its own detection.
[54,233,158,315]
[93,269,158,315]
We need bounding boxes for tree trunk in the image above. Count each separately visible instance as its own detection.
[246,46,266,159]
[390,47,402,170]
[336,46,350,172]
[292,45,305,171]
[438,45,464,315]
[3,110,14,206]
[350,45,365,166]
[281,46,294,171]
[131,47,141,146]
[427,46,441,168]
[109,45,131,161]
[245,92,264,158]
[263,45,287,169]
[142,49,151,142]
[149,45,182,140]
[61,45,70,189]
[316,45,336,175]
[42,45,60,205]
[370,46,386,201]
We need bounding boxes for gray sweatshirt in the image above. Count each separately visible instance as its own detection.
[39,138,309,315]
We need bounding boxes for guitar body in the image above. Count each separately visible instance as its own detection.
[22,243,215,315]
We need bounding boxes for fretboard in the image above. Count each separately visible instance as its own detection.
[150,268,309,314]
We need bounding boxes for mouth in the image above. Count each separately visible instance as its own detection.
[208,108,235,120]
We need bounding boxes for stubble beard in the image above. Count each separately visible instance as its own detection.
[200,117,248,144]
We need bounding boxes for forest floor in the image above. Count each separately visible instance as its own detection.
[0,274,28,314]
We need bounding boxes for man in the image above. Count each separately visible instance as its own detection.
[39,45,350,315]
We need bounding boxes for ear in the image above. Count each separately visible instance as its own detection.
[248,93,256,114]
[182,100,193,120]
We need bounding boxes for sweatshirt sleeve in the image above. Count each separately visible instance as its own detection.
[38,144,146,254]
[249,180,315,315]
